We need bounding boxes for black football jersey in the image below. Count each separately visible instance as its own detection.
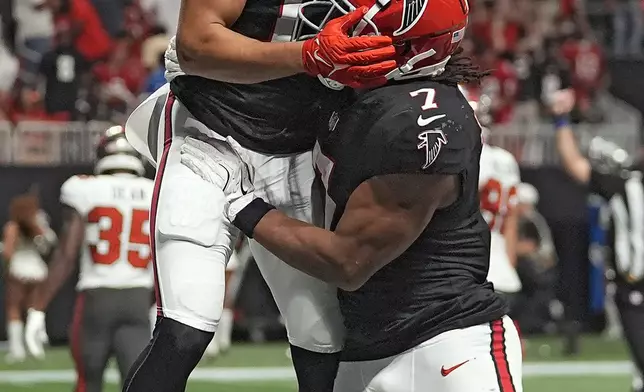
[589,168,644,294]
[170,0,338,155]
[314,80,508,361]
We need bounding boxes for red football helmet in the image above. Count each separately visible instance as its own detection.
[295,0,469,80]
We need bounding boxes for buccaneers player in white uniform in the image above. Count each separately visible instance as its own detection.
[479,143,522,298]
[462,87,522,299]
[24,126,154,392]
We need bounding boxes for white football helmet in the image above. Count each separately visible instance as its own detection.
[588,136,632,174]
[95,125,146,176]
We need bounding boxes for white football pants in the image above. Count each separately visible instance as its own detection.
[126,84,344,353]
[334,316,523,392]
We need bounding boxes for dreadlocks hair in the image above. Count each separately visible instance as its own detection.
[432,47,491,86]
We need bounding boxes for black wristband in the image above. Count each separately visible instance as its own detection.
[233,198,276,238]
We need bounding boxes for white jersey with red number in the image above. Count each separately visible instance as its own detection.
[60,174,154,291]
[479,144,522,293]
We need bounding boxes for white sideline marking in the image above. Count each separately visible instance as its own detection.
[0,362,634,384]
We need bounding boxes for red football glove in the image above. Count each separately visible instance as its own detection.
[302,7,397,89]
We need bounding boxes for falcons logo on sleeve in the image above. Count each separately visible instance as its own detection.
[417,130,447,169]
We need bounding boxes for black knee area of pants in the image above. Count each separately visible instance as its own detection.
[122,317,213,392]
[617,293,644,375]
[290,345,341,392]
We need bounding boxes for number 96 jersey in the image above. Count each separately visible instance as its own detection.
[478,144,522,293]
[60,174,155,291]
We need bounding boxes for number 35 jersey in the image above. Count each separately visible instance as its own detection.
[478,144,522,293]
[60,174,154,291]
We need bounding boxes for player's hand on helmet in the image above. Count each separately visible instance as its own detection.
[25,309,48,360]
[302,6,397,89]
[179,136,255,222]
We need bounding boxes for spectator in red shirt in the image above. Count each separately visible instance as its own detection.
[123,0,154,54]
[92,32,146,121]
[469,1,493,46]
[470,0,522,53]
[11,87,69,123]
[481,51,519,124]
[45,0,112,63]
[560,31,605,121]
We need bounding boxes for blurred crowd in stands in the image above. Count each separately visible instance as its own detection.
[0,0,177,124]
[0,0,631,126]
[463,0,609,125]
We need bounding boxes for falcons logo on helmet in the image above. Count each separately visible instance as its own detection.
[394,0,429,36]
[417,129,447,169]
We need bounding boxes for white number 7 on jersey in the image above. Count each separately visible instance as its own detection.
[409,88,438,111]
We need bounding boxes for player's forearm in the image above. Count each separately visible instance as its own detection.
[177,26,306,84]
[253,210,360,290]
[504,214,519,267]
[555,123,591,184]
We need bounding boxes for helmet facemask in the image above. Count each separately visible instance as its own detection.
[293,0,465,85]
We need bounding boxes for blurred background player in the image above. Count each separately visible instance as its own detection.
[512,183,563,335]
[2,191,56,363]
[462,86,523,308]
[553,89,644,392]
[23,126,154,392]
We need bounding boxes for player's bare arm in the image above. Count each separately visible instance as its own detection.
[177,0,299,81]
[32,206,85,312]
[252,174,458,291]
[553,89,591,184]
[2,222,19,261]
[503,207,519,267]
[177,0,396,85]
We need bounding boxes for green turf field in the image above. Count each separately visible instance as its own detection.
[0,377,632,392]
[0,336,635,391]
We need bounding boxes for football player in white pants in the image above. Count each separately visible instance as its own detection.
[479,141,522,299]
[118,1,397,389]
[178,82,524,392]
[24,126,155,392]
[461,87,523,301]
[203,238,248,358]
[124,84,345,390]
[177,0,525,385]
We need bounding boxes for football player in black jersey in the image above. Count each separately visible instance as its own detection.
[180,0,524,391]
[121,1,398,392]
[554,90,644,392]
